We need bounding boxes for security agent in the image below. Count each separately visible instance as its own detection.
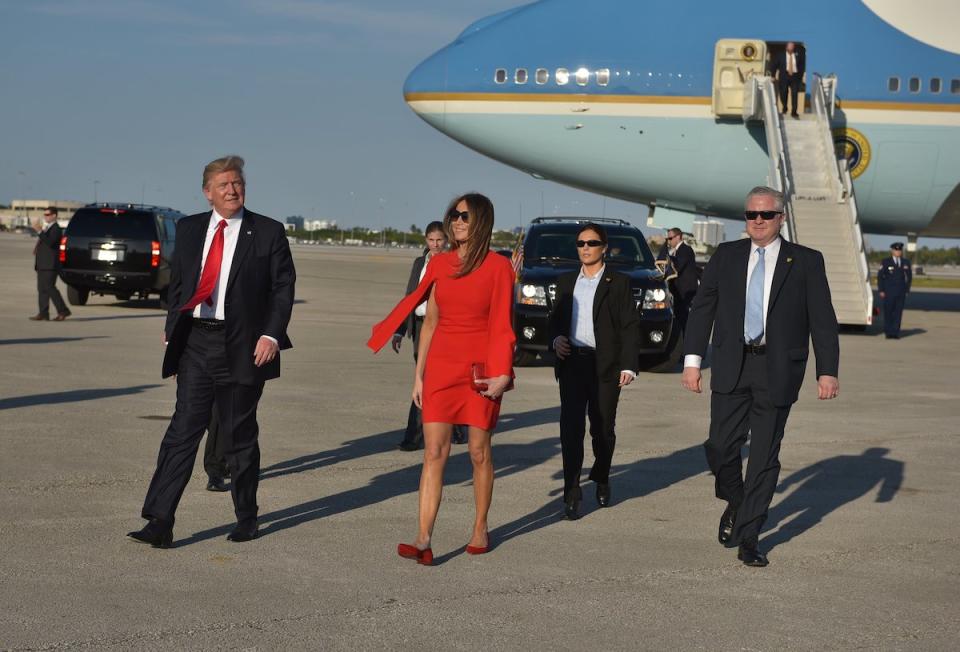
[877,242,912,339]
[681,186,839,567]
[548,222,639,520]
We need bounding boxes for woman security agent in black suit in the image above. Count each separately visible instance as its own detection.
[548,223,639,520]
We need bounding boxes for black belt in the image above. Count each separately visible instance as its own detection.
[193,318,226,331]
[572,346,596,356]
[743,343,766,355]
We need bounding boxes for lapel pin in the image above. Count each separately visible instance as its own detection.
[786,257,793,263]
[246,230,252,235]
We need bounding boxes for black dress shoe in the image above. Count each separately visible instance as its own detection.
[737,538,769,567]
[206,476,229,492]
[564,488,582,520]
[227,520,258,542]
[452,426,468,445]
[595,482,611,507]
[718,504,737,546]
[28,314,49,321]
[127,519,173,549]
[397,439,423,452]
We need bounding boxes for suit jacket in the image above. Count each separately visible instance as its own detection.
[684,238,839,407]
[394,253,427,338]
[774,50,806,79]
[548,268,639,383]
[35,222,62,271]
[162,209,296,385]
[877,257,912,296]
[660,241,698,302]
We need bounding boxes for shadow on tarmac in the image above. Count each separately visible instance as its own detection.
[0,384,163,410]
[763,447,904,551]
[904,290,960,312]
[0,336,108,346]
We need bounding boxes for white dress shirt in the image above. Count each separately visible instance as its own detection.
[414,253,432,318]
[193,208,243,321]
[684,237,781,369]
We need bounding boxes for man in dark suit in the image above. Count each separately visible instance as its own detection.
[877,242,912,339]
[681,186,839,567]
[549,222,639,520]
[390,221,456,450]
[657,227,698,334]
[128,155,295,548]
[29,207,71,321]
[773,41,805,118]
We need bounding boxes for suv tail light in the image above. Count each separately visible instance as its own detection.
[151,241,161,267]
[59,236,67,263]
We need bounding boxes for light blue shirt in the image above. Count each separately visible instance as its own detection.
[570,265,604,348]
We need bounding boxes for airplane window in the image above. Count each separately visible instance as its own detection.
[952,79,960,94]
[495,69,507,84]
[909,77,921,93]
[930,77,942,93]
[575,67,589,86]
[887,77,900,92]
[535,68,549,85]
[556,68,570,85]
[596,69,610,86]
[515,68,528,84]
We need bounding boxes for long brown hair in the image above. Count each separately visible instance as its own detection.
[443,193,494,278]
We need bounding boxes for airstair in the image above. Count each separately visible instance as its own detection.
[743,74,873,326]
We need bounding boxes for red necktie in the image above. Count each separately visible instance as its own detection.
[181,219,227,312]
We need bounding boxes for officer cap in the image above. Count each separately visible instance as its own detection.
[890,242,904,250]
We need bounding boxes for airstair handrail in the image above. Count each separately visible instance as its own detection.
[840,159,874,322]
[754,76,796,241]
[811,73,846,203]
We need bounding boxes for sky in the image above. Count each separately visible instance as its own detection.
[0,0,954,250]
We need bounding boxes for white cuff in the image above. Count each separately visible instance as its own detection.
[683,354,702,369]
[620,370,637,378]
[261,335,279,346]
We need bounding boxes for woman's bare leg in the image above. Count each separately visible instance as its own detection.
[415,422,453,548]
[467,426,493,547]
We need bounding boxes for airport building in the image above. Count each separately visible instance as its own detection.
[693,219,726,248]
[0,199,85,229]
[304,219,338,231]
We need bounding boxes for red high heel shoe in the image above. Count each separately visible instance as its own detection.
[465,535,491,555]
[397,543,433,565]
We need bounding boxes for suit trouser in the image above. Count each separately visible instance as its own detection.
[202,408,229,479]
[705,350,792,544]
[883,293,905,336]
[779,74,801,114]
[559,351,621,499]
[142,326,264,525]
[36,270,68,317]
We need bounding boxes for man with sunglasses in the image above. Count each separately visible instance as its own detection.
[548,223,639,520]
[29,207,71,321]
[681,186,839,567]
[657,228,698,334]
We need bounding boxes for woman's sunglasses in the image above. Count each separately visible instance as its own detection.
[575,239,604,248]
[447,210,470,223]
[744,210,782,220]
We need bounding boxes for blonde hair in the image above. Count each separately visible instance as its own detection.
[202,155,245,189]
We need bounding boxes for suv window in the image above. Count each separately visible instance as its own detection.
[525,225,654,268]
[67,209,158,239]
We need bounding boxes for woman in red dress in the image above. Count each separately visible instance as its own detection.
[368,193,515,565]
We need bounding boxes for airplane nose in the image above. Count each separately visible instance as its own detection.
[403,48,447,130]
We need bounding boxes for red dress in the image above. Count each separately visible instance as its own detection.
[368,251,516,430]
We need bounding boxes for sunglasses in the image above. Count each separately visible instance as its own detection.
[447,210,470,223]
[576,239,604,248]
[744,210,782,220]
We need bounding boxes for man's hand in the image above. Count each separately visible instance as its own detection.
[161,331,168,346]
[391,334,403,353]
[817,375,839,400]
[32,219,43,232]
[618,372,635,388]
[553,335,571,359]
[681,366,702,393]
[253,336,279,367]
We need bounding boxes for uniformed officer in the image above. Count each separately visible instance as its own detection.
[877,242,912,339]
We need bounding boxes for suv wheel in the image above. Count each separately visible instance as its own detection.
[67,285,89,306]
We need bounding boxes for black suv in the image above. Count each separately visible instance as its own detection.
[514,217,681,372]
[59,203,186,308]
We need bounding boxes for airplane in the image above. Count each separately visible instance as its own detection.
[401,0,960,325]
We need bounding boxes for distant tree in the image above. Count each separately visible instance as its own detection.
[410,223,419,233]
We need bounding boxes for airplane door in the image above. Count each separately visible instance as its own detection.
[712,39,767,117]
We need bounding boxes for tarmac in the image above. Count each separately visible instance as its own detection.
[1,231,958,650]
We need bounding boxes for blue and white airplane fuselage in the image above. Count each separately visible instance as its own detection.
[404,0,960,237]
